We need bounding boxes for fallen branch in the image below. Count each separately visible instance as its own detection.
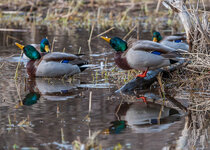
[115,60,189,94]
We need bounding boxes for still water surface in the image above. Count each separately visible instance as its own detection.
[0,25,208,150]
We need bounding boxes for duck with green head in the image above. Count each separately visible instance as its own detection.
[39,38,51,52]
[101,36,179,78]
[152,31,189,51]
[15,43,88,77]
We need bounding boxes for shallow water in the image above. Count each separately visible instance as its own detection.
[0,26,209,150]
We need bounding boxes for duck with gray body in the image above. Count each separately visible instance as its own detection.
[153,31,189,51]
[16,44,88,78]
[101,36,180,77]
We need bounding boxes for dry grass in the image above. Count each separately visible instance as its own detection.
[0,0,199,29]
[177,0,209,112]
[161,1,210,149]
[72,131,102,150]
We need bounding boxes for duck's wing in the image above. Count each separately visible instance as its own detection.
[43,52,78,61]
[161,40,189,51]
[131,40,177,54]
[42,52,88,66]
[162,35,186,42]
[125,48,173,71]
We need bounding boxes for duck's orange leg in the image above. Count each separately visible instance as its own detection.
[137,69,148,78]
[136,96,147,104]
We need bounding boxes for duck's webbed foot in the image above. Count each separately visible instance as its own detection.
[136,96,147,104]
[136,69,148,78]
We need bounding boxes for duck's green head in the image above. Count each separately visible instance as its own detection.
[101,36,127,52]
[15,92,40,108]
[40,38,50,52]
[152,31,162,42]
[23,92,40,106]
[15,43,41,60]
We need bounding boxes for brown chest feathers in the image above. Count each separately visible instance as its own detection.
[114,52,132,70]
[26,60,37,77]
[26,53,46,77]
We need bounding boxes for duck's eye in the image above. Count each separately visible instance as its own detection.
[111,42,116,48]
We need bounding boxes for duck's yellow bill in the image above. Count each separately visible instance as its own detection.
[102,128,110,135]
[14,101,23,108]
[153,37,158,42]
[15,43,24,50]
[101,36,111,43]
[45,45,50,52]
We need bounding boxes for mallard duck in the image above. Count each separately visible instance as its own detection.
[152,31,189,51]
[15,43,88,77]
[32,38,50,52]
[101,36,179,78]
[22,38,50,59]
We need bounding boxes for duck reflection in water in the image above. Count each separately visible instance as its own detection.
[104,91,182,134]
[103,120,127,134]
[27,78,82,101]
[17,92,40,107]
[110,102,179,134]
[17,78,83,107]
